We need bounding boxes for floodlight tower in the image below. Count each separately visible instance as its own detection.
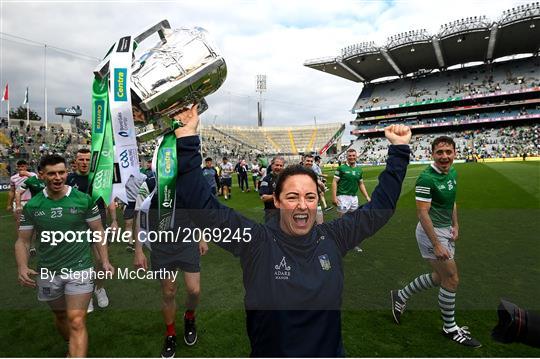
[256,74,266,127]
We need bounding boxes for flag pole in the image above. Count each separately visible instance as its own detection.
[44,44,48,130]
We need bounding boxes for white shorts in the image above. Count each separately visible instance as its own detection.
[415,223,455,260]
[336,195,359,214]
[37,267,94,301]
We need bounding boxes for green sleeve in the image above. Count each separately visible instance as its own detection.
[415,174,432,202]
[19,205,34,231]
[85,195,102,223]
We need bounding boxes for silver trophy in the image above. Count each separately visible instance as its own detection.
[94,20,227,141]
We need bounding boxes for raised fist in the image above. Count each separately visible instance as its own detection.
[384,124,411,145]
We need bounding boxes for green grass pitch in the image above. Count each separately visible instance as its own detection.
[0,161,539,357]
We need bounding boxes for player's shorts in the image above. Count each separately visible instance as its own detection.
[37,267,94,301]
[150,242,200,274]
[123,201,136,220]
[221,177,232,187]
[336,195,359,214]
[415,223,455,260]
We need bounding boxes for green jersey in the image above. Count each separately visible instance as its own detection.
[415,164,457,228]
[20,186,101,272]
[19,176,46,197]
[334,163,363,196]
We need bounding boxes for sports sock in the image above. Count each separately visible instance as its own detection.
[184,310,195,320]
[438,287,458,331]
[398,273,436,302]
[166,322,176,336]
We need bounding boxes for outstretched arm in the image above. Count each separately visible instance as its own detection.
[173,105,262,257]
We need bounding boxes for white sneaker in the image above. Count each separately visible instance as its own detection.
[87,298,94,313]
[95,287,109,308]
[354,246,363,252]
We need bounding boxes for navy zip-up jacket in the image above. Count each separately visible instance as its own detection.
[175,136,410,357]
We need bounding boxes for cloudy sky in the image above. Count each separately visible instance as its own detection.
[0,0,529,139]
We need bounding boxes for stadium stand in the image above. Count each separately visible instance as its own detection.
[351,56,540,111]
[0,119,90,170]
[199,123,344,162]
[348,124,539,164]
[0,117,344,178]
[304,2,540,165]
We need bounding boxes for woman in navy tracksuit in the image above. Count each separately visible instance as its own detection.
[173,105,411,357]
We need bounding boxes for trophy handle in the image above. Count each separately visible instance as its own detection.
[94,20,172,79]
[134,19,171,44]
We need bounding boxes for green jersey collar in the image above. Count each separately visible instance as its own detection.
[430,163,443,174]
[43,185,72,199]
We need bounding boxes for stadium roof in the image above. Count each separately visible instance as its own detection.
[304,2,540,82]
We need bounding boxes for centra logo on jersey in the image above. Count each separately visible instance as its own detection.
[274,256,291,280]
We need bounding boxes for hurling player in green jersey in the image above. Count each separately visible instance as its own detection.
[390,136,481,348]
[332,148,371,252]
[15,154,114,357]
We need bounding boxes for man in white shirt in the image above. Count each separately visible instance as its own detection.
[7,159,36,227]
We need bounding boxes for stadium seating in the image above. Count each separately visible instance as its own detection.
[199,123,343,162]
[355,107,540,131]
[346,124,539,164]
[354,56,540,111]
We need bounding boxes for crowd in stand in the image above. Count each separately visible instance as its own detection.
[348,124,539,164]
[201,135,260,163]
[2,116,538,181]
[357,106,540,131]
[357,56,540,111]
[0,120,90,171]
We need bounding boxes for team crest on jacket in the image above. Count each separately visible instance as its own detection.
[318,254,331,271]
[274,256,291,280]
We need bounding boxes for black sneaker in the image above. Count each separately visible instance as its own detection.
[161,335,176,358]
[184,316,197,346]
[391,290,406,324]
[443,326,482,348]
